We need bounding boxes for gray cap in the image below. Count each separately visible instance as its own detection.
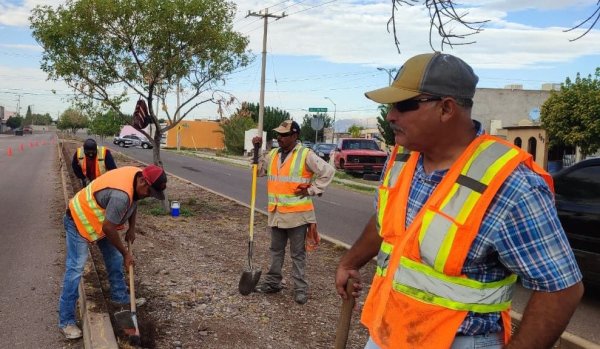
[365,52,479,103]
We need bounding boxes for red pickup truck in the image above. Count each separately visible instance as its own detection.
[332,138,388,174]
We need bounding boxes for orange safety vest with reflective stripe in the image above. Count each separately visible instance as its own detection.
[362,135,553,349]
[77,146,108,180]
[266,146,314,213]
[68,166,139,242]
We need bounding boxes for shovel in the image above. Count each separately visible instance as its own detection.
[238,142,262,295]
[334,278,357,349]
[114,241,141,346]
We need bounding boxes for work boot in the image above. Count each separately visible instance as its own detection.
[254,283,283,294]
[112,297,147,309]
[60,324,82,339]
[294,292,308,305]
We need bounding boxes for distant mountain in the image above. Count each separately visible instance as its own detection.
[334,117,379,132]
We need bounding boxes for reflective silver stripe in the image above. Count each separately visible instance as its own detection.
[266,175,310,183]
[289,147,308,176]
[268,194,312,206]
[386,151,410,188]
[420,211,454,268]
[394,258,515,308]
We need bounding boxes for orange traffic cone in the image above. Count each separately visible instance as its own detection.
[7,147,13,156]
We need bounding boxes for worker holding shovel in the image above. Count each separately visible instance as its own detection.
[251,120,334,305]
[58,165,167,339]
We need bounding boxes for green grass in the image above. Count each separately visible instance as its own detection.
[138,199,194,217]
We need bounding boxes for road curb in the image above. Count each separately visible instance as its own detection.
[58,140,118,349]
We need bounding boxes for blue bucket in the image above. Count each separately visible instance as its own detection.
[171,201,180,217]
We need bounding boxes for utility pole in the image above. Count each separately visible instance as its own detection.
[246,8,286,138]
[324,97,336,143]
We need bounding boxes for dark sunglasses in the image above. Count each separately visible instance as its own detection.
[277,132,295,138]
[392,96,442,113]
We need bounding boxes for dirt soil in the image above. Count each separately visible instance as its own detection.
[60,140,375,349]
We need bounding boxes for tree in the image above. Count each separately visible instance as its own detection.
[242,102,291,142]
[348,124,364,138]
[218,111,256,155]
[389,1,599,52]
[57,108,88,133]
[32,113,54,125]
[88,110,129,140]
[377,105,395,146]
[30,0,250,167]
[6,116,23,129]
[541,68,600,157]
[299,113,332,143]
[24,106,33,125]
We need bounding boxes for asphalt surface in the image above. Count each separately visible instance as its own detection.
[0,133,81,349]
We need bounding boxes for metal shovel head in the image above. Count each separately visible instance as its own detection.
[114,308,135,330]
[239,269,262,295]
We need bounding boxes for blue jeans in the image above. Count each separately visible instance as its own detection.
[58,214,129,328]
[364,332,504,349]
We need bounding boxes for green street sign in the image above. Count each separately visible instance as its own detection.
[308,107,327,113]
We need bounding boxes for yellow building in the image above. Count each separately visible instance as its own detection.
[165,119,225,150]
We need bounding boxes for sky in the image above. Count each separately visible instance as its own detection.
[0,0,599,128]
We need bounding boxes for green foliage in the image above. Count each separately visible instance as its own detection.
[218,111,256,155]
[6,116,23,129]
[348,124,364,138]
[377,105,395,146]
[30,0,251,165]
[88,110,128,137]
[541,68,600,156]
[299,113,332,143]
[31,113,54,125]
[57,108,88,133]
[243,102,290,141]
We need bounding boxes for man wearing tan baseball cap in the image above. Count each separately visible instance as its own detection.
[336,52,583,349]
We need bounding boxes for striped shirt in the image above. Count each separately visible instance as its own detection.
[376,121,582,335]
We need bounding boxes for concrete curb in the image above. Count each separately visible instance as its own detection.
[57,140,118,349]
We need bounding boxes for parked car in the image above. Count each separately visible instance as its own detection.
[14,128,23,136]
[332,138,388,174]
[312,143,336,162]
[553,158,600,286]
[22,126,33,134]
[113,135,134,148]
[113,134,153,149]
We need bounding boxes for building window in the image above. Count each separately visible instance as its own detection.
[528,137,537,161]
[514,137,522,148]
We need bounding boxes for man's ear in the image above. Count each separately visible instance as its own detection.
[439,98,457,123]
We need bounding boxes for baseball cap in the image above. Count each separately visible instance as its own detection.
[141,165,167,200]
[365,52,479,104]
[273,120,300,134]
[83,139,97,151]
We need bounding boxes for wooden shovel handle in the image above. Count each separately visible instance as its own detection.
[128,241,136,313]
[334,278,356,349]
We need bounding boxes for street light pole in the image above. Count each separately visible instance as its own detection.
[324,97,336,143]
[377,67,398,86]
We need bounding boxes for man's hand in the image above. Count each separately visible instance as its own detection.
[123,251,135,268]
[125,228,136,244]
[335,265,362,305]
[252,136,262,148]
[295,183,310,197]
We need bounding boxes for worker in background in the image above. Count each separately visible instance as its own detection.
[59,165,167,339]
[252,120,335,305]
[72,138,117,187]
[335,52,583,349]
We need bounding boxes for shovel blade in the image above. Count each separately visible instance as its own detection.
[239,269,262,295]
[114,309,135,330]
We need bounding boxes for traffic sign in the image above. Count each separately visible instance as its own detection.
[308,107,327,113]
[310,117,324,131]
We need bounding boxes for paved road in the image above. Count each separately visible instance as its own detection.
[99,139,600,344]
[0,133,81,349]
